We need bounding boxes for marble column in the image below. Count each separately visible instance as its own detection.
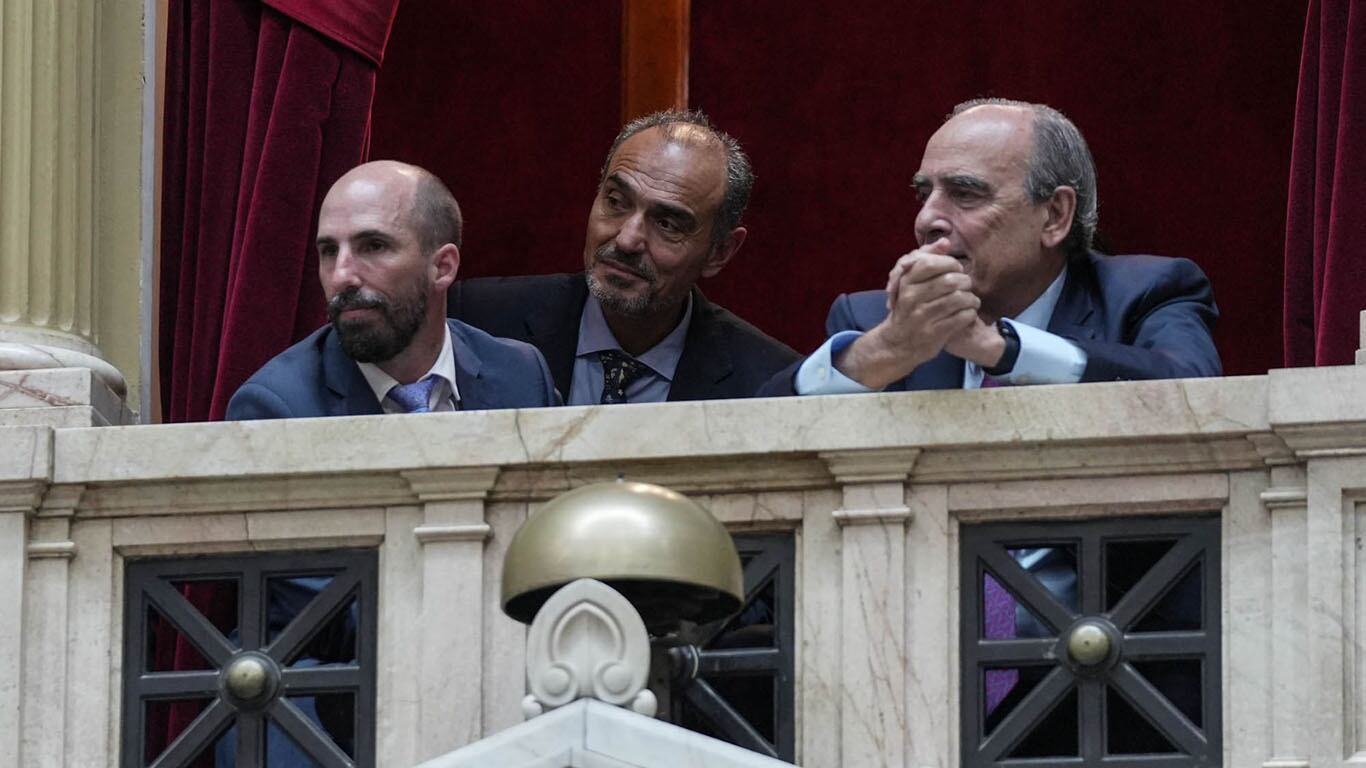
[0,0,130,404]
[1357,310,1365,364]
[821,448,919,768]
[1258,466,1309,768]
[403,467,502,764]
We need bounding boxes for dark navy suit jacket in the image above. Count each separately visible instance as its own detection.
[758,252,1221,396]
[448,273,800,402]
[226,318,559,419]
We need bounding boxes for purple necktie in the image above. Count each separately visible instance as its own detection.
[387,376,437,413]
[983,573,1019,714]
[980,373,1004,388]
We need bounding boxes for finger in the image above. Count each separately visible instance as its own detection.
[903,252,965,284]
[885,251,921,307]
[894,272,973,310]
[923,236,953,255]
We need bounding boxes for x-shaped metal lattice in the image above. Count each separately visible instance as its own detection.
[960,517,1220,767]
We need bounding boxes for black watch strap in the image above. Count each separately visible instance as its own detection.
[983,319,1020,376]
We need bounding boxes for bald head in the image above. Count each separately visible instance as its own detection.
[327,160,463,254]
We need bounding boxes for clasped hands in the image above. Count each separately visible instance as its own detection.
[834,238,1006,389]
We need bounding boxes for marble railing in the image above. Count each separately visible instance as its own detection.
[4,365,1366,766]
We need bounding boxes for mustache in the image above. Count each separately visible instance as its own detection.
[328,287,389,318]
[594,244,655,281]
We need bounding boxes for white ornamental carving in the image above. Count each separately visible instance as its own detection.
[521,578,657,719]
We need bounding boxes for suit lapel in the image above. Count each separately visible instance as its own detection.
[669,290,732,401]
[448,320,488,410]
[522,275,584,400]
[321,328,383,416]
[1046,258,1100,341]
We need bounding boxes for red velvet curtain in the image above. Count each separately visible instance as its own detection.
[153,0,396,761]
[1283,0,1366,367]
[159,0,398,424]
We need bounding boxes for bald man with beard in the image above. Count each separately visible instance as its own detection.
[228,160,559,419]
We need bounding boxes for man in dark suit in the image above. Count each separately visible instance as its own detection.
[228,160,558,419]
[449,110,798,405]
[760,98,1219,397]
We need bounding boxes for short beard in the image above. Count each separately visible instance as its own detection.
[328,281,428,363]
[586,243,660,317]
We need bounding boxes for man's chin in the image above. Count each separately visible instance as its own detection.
[586,273,653,316]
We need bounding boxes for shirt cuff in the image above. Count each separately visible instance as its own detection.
[996,319,1087,384]
[794,331,874,395]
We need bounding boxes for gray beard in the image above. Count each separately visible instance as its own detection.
[585,270,654,317]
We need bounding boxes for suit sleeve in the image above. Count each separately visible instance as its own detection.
[225,382,293,420]
[1073,258,1222,381]
[756,293,862,398]
[533,348,563,406]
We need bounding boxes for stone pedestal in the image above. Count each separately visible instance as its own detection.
[0,0,146,415]
[0,368,131,427]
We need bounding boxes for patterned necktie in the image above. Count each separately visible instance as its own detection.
[387,376,438,413]
[598,350,648,404]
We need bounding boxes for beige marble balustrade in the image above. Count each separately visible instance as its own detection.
[3,367,1366,766]
[0,0,147,411]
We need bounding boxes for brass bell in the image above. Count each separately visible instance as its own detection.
[501,480,744,633]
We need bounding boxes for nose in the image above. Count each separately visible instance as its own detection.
[614,211,649,254]
[914,190,952,246]
[323,246,363,293]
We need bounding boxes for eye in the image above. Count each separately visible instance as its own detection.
[363,238,387,253]
[912,187,929,203]
[604,191,627,211]
[656,217,680,233]
[317,243,338,259]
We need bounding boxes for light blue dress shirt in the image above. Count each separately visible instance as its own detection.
[795,268,1087,394]
[567,293,693,405]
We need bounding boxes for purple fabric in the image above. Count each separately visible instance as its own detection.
[980,374,1004,388]
[386,376,437,413]
[983,573,1019,714]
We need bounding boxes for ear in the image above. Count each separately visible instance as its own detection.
[431,243,460,291]
[1040,187,1077,249]
[701,226,747,278]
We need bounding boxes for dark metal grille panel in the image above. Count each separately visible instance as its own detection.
[122,549,378,768]
[960,516,1221,767]
[670,532,796,761]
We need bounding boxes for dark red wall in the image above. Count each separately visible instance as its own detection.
[373,1,1306,375]
[370,0,622,279]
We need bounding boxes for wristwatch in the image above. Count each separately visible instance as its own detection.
[983,319,1020,376]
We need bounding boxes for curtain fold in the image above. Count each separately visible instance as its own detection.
[159,0,397,424]
[152,0,397,760]
[1284,0,1366,367]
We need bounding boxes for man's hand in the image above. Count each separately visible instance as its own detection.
[834,239,980,389]
[945,316,1007,369]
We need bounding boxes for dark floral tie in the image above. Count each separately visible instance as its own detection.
[598,350,648,404]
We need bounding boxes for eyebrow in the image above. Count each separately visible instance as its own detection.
[604,173,701,230]
[911,173,992,194]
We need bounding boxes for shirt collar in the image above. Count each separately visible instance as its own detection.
[357,323,460,410]
[576,292,693,381]
[1013,265,1067,329]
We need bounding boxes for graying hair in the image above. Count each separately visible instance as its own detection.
[408,169,463,253]
[952,98,1098,260]
[600,109,754,243]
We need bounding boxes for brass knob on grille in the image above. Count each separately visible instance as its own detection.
[1066,621,1112,666]
[220,652,279,708]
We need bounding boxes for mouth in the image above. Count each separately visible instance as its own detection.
[596,258,648,282]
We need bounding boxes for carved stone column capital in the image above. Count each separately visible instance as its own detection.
[521,578,657,719]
